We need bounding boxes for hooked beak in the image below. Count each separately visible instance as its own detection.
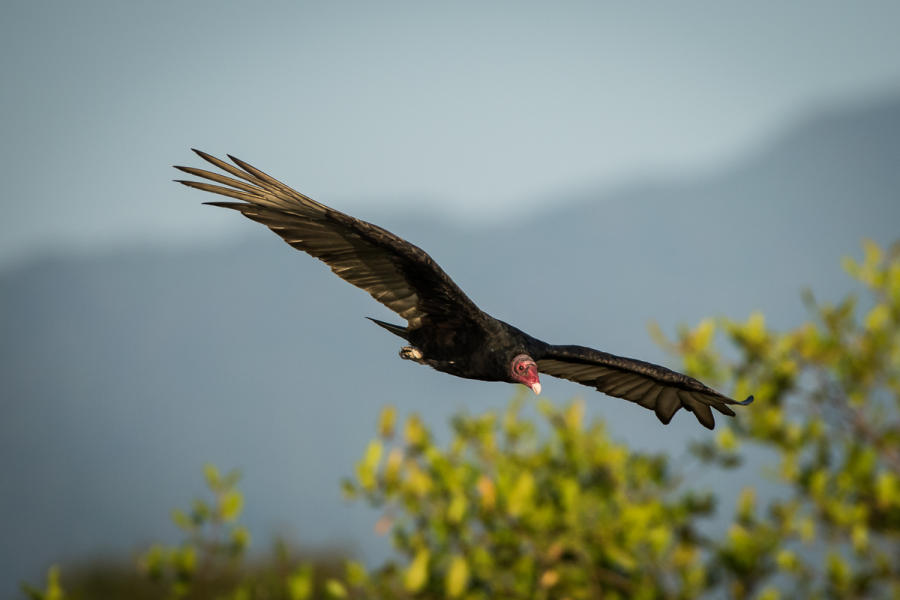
[530,382,541,395]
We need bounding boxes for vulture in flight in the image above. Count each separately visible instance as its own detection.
[175,150,753,430]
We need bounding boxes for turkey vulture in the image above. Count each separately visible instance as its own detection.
[175,150,753,429]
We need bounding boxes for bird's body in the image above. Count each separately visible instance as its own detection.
[176,150,753,429]
[389,315,541,383]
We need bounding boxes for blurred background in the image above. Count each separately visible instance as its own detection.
[2,0,900,594]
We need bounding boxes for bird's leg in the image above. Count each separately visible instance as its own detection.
[399,346,425,362]
[400,346,459,373]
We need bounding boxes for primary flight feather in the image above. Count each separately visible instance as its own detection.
[175,150,753,429]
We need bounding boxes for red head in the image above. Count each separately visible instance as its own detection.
[510,354,541,395]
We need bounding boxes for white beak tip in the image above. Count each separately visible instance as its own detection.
[531,382,542,395]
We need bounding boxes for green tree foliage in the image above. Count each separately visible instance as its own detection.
[24,241,900,598]
[138,464,249,598]
[343,398,719,599]
[21,566,64,600]
[21,466,347,600]
[135,464,350,600]
[653,239,900,598]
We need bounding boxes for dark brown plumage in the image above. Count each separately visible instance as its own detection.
[175,150,753,429]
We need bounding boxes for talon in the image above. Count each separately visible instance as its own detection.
[400,346,423,361]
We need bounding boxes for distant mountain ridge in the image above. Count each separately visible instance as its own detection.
[2,94,899,593]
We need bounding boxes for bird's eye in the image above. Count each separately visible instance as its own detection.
[517,363,525,372]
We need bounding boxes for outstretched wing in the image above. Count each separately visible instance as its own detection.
[536,345,753,429]
[174,150,484,330]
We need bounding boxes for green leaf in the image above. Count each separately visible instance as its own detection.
[404,548,430,592]
[447,493,467,524]
[758,587,780,600]
[138,544,165,580]
[221,468,242,489]
[220,489,244,522]
[445,554,469,598]
[340,478,357,499]
[19,583,43,600]
[345,560,368,586]
[851,523,869,552]
[863,238,882,267]
[191,499,210,525]
[378,405,397,438]
[356,440,384,491]
[605,544,638,571]
[231,525,250,554]
[647,525,671,556]
[776,549,797,571]
[325,579,348,598]
[384,447,403,485]
[716,427,739,452]
[363,439,383,470]
[727,524,755,563]
[865,303,890,331]
[203,463,221,490]
[171,508,193,531]
[693,318,715,350]
[229,587,251,600]
[827,551,850,587]
[405,414,428,449]
[563,399,584,431]
[27,566,65,600]
[744,310,766,345]
[286,565,313,600]
[507,471,535,518]
[797,517,815,542]
[175,546,196,579]
[876,472,900,508]
[737,487,756,521]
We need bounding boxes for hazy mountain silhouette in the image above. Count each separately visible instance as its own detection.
[2,94,899,592]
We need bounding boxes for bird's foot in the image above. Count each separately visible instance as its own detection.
[399,346,424,361]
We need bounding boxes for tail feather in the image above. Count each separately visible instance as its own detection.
[367,317,409,339]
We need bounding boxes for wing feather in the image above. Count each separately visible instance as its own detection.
[536,345,753,429]
[634,384,664,410]
[175,151,484,330]
[655,389,681,424]
[606,378,649,397]
[679,391,716,430]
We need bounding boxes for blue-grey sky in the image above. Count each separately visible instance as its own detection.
[3,1,900,267]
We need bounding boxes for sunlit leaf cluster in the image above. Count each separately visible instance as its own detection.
[137,464,249,598]
[343,398,720,599]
